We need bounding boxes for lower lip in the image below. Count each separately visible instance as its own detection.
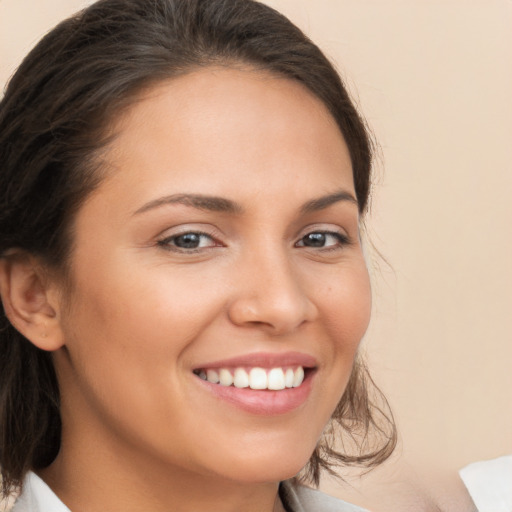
[195,371,315,415]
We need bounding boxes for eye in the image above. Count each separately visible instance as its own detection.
[157,231,218,251]
[295,231,349,249]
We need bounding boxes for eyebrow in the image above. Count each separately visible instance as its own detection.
[299,190,358,214]
[133,189,358,216]
[133,193,243,216]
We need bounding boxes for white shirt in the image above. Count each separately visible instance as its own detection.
[11,472,367,512]
[11,473,70,512]
[459,455,512,512]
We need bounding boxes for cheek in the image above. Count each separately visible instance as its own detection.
[55,262,227,436]
[64,257,222,353]
[317,261,372,356]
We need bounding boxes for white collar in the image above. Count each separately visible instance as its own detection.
[11,472,71,512]
[12,473,367,512]
[460,455,512,512]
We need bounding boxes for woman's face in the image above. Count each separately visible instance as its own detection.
[52,67,371,483]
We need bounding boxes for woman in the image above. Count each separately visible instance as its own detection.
[0,0,395,510]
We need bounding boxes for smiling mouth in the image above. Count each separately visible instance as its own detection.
[193,366,306,390]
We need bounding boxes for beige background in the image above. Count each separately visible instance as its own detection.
[1,1,511,510]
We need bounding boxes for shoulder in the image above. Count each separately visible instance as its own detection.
[280,481,368,512]
[10,472,70,512]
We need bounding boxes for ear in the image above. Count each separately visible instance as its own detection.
[0,251,65,351]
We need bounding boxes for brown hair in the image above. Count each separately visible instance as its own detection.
[0,0,395,497]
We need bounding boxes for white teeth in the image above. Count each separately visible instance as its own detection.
[292,366,304,388]
[233,368,249,388]
[249,367,268,389]
[285,368,294,388]
[206,369,219,384]
[267,368,285,390]
[219,369,233,386]
[199,366,306,390]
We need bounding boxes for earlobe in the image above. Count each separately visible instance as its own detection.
[0,251,65,351]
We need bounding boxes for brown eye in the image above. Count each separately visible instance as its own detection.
[173,233,203,249]
[301,233,326,247]
[158,232,218,251]
[296,231,349,249]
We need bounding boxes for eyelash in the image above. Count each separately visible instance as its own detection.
[157,229,351,253]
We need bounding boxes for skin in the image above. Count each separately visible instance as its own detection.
[4,68,371,511]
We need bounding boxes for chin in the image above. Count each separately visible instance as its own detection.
[211,447,314,484]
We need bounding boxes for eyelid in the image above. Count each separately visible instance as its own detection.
[296,223,351,239]
[156,223,223,240]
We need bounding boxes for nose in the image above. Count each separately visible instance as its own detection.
[227,248,318,335]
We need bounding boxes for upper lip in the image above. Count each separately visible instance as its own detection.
[193,351,317,370]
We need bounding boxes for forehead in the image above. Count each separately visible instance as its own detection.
[95,66,354,210]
